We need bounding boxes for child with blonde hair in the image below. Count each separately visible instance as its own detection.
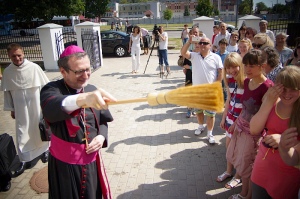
[238,38,252,58]
[217,53,244,189]
[250,66,300,199]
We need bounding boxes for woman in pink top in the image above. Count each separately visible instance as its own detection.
[250,66,300,199]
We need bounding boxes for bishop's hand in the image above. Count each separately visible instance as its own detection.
[76,88,117,110]
[86,135,105,154]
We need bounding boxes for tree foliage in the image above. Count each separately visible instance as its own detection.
[255,2,268,14]
[239,0,252,15]
[195,0,214,17]
[1,0,84,23]
[213,8,220,16]
[85,0,110,19]
[120,0,147,3]
[184,6,190,16]
[163,8,173,21]
[271,4,290,14]
[163,8,173,27]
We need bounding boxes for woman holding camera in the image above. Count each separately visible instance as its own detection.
[156,26,170,76]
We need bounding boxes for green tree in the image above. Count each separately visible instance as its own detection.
[213,8,220,16]
[1,0,84,23]
[195,0,214,17]
[255,2,268,14]
[184,6,190,16]
[163,8,173,27]
[271,4,290,14]
[85,0,110,19]
[239,0,252,15]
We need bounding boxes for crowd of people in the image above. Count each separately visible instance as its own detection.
[0,19,299,199]
[179,19,300,199]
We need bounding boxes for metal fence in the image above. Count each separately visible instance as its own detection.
[82,29,101,71]
[0,29,42,63]
[55,27,77,59]
[268,18,299,47]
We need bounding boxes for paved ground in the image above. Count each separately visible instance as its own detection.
[0,50,241,199]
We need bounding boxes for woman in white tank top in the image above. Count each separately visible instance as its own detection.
[128,26,143,73]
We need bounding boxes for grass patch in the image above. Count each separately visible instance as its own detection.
[169,38,182,50]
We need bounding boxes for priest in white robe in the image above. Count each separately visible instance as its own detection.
[0,43,49,176]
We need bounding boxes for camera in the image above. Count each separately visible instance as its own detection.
[152,25,161,41]
[192,36,201,42]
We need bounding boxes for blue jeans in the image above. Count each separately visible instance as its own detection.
[182,38,188,45]
[158,49,169,67]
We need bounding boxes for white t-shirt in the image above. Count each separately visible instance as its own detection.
[130,33,141,48]
[226,44,238,52]
[213,31,231,48]
[181,29,189,39]
[141,28,149,37]
[159,32,168,50]
[190,51,223,85]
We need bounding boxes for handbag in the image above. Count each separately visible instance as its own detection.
[39,116,51,141]
[0,133,17,175]
[177,55,184,67]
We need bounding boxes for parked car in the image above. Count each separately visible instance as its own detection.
[214,20,235,33]
[100,18,108,22]
[100,30,130,57]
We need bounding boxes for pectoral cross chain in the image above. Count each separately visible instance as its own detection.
[80,109,89,148]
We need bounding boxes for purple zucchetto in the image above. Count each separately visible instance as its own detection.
[60,45,85,59]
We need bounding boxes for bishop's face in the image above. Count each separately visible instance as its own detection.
[61,55,91,89]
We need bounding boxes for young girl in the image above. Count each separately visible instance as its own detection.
[250,66,300,199]
[226,49,274,199]
[238,38,252,58]
[238,25,247,41]
[245,27,257,43]
[217,53,244,189]
[128,26,143,73]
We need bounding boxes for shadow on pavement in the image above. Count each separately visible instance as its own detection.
[115,147,242,199]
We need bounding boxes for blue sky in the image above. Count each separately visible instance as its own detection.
[253,0,286,8]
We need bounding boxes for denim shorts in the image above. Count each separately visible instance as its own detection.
[194,109,216,117]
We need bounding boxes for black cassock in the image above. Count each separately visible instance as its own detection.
[40,79,113,199]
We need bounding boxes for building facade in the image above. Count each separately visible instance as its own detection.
[107,2,167,18]
[106,0,240,19]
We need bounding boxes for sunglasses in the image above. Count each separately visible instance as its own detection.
[252,43,263,48]
[198,42,210,45]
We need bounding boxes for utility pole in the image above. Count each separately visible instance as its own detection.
[235,0,239,28]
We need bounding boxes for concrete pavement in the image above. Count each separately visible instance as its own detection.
[0,50,241,199]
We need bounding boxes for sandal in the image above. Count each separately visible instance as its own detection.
[216,172,232,182]
[228,194,245,199]
[225,177,241,189]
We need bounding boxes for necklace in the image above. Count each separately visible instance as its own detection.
[64,81,89,148]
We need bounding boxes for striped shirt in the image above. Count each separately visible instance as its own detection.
[225,77,244,135]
